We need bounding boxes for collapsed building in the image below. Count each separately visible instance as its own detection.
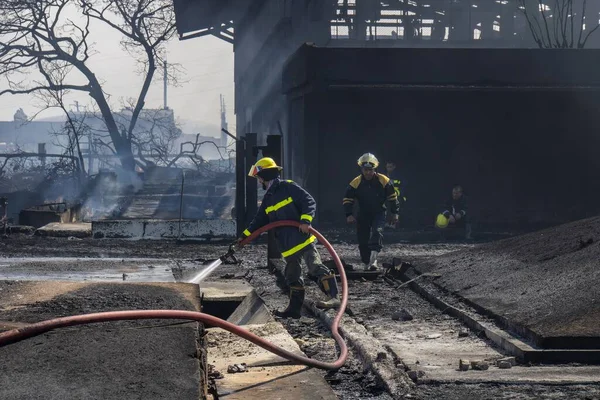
[173,0,600,231]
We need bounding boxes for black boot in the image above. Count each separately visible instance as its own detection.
[316,275,341,309]
[274,286,305,319]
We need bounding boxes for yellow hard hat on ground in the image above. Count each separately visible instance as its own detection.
[357,153,379,169]
[248,157,282,178]
[435,213,449,229]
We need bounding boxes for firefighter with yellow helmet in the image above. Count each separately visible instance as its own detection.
[435,185,472,240]
[238,157,340,318]
[343,153,399,270]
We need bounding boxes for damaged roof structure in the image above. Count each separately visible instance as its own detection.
[173,0,600,230]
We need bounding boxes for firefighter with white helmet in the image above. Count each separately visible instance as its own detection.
[343,153,399,270]
[238,157,341,318]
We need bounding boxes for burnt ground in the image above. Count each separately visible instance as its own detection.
[0,282,202,400]
[416,216,600,347]
[224,244,600,400]
[1,226,600,399]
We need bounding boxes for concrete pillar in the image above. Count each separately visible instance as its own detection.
[244,133,258,227]
[235,138,246,237]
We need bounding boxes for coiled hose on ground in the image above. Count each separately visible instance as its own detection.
[0,220,349,370]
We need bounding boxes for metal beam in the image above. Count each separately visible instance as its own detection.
[180,23,235,43]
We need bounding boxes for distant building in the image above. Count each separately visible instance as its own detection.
[0,107,227,173]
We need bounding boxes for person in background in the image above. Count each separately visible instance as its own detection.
[343,153,399,270]
[385,161,407,228]
[435,185,472,240]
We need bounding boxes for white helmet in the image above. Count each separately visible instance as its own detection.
[357,153,379,169]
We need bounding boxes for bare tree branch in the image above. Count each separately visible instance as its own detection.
[519,0,600,47]
[0,0,177,172]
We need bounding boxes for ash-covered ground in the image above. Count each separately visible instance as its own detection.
[1,223,599,399]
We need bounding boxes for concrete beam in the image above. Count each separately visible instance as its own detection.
[398,272,600,364]
[92,219,236,239]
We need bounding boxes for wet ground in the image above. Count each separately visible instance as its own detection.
[1,231,599,399]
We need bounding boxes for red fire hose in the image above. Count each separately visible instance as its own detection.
[0,221,349,370]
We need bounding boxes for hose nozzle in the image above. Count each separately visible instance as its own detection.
[219,241,239,264]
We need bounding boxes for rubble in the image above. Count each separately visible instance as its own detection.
[407,370,426,382]
[471,361,490,371]
[497,357,517,366]
[458,328,470,337]
[391,308,414,321]
[227,363,248,373]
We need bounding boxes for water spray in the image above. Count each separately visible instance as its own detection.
[187,242,239,284]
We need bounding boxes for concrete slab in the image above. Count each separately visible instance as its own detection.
[200,280,254,302]
[36,222,92,238]
[0,280,203,399]
[383,308,600,384]
[92,219,236,239]
[207,322,337,400]
[399,270,600,364]
[227,289,273,326]
[0,257,176,282]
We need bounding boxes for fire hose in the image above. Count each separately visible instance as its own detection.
[0,220,349,371]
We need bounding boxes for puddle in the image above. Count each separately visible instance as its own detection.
[0,258,176,282]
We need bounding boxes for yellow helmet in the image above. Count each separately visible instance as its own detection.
[248,157,282,178]
[357,153,379,169]
[435,213,449,229]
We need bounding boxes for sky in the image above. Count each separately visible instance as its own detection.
[0,8,235,137]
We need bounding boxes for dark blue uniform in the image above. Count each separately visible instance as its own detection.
[343,174,399,264]
[242,179,317,258]
[241,173,340,317]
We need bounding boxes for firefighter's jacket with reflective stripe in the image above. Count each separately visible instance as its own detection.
[242,179,316,258]
[343,174,399,216]
[387,171,407,203]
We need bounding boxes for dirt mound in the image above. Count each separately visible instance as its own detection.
[418,216,600,348]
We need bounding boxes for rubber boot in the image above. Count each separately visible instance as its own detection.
[368,251,379,271]
[315,274,341,309]
[274,286,305,319]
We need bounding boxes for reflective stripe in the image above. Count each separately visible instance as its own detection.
[300,214,313,222]
[243,229,251,237]
[387,194,398,200]
[265,197,293,214]
[281,235,317,258]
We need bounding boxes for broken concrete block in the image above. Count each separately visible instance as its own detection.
[426,333,442,339]
[294,338,307,348]
[458,328,469,338]
[392,309,414,321]
[470,361,490,371]
[459,359,470,371]
[498,357,517,366]
[227,363,248,373]
[497,360,512,369]
[406,370,425,381]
